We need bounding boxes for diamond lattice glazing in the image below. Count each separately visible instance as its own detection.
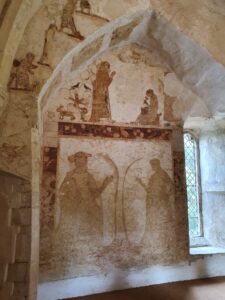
[184,133,201,237]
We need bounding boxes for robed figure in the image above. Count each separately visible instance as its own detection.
[136,159,174,248]
[55,151,113,245]
[89,61,116,122]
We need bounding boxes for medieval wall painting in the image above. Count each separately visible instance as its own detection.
[41,147,58,232]
[61,81,92,121]
[60,0,84,40]
[13,0,109,72]
[38,24,58,67]
[40,135,178,281]
[8,53,39,92]
[43,47,188,132]
[89,61,116,122]
[44,54,166,126]
[136,89,160,126]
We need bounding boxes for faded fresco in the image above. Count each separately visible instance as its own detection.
[135,159,174,247]
[0,0,201,294]
[39,44,190,281]
[89,61,116,122]
[43,45,187,134]
[8,53,39,92]
[136,89,160,125]
[40,135,180,281]
[4,2,190,282]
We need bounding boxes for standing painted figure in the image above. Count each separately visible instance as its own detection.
[136,159,174,247]
[61,0,84,40]
[80,0,91,14]
[39,24,58,67]
[90,61,116,122]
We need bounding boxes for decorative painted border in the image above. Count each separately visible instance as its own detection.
[43,147,58,173]
[58,122,172,140]
[173,151,186,201]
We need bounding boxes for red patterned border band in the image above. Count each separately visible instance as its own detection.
[58,122,172,140]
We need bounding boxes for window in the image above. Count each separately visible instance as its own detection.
[183,132,202,238]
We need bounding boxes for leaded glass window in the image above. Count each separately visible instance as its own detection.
[184,132,202,238]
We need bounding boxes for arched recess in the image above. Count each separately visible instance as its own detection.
[36,9,225,299]
[2,2,225,299]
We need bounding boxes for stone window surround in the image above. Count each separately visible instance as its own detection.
[184,130,225,255]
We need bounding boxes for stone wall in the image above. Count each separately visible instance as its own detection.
[0,172,31,300]
[39,34,191,282]
[1,1,225,299]
[200,130,225,247]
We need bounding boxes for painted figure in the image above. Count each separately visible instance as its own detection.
[136,89,160,126]
[68,88,89,121]
[56,151,113,243]
[39,24,58,67]
[136,159,174,246]
[61,0,84,40]
[0,143,26,163]
[90,61,116,122]
[80,0,91,14]
[8,53,38,91]
[163,93,180,122]
[56,105,76,121]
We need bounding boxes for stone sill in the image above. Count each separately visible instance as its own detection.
[204,184,225,192]
[190,246,225,255]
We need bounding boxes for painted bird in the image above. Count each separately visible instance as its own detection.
[70,82,81,90]
[84,83,92,91]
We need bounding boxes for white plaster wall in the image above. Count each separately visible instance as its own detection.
[38,255,225,300]
[200,131,225,247]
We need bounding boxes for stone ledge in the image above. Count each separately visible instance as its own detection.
[190,246,225,255]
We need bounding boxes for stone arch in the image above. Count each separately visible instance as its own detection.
[2,2,225,299]
[36,9,223,293]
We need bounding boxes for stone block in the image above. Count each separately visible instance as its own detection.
[15,235,30,263]
[19,227,31,236]
[10,194,22,209]
[0,229,17,264]
[0,282,14,298]
[10,296,26,300]
[8,263,28,283]
[12,208,31,226]
[0,198,10,228]
[13,283,29,297]
[0,264,7,283]
[12,209,21,226]
[19,209,31,226]
[19,183,31,194]
[21,193,31,208]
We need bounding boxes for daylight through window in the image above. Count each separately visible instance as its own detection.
[184,132,202,238]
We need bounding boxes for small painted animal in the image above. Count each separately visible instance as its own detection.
[80,0,91,14]
[56,105,76,121]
